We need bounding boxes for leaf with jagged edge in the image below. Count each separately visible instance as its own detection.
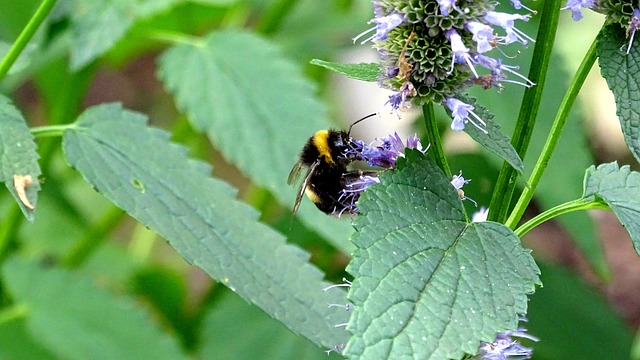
[157,30,354,253]
[598,24,640,164]
[457,98,524,173]
[68,0,237,69]
[0,95,41,221]
[310,60,380,82]
[61,103,349,349]
[3,256,187,360]
[345,150,540,359]
[583,162,640,256]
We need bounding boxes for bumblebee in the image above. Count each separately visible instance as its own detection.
[288,114,375,215]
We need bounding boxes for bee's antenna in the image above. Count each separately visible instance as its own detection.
[347,113,377,136]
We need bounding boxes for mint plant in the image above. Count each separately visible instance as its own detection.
[0,0,638,359]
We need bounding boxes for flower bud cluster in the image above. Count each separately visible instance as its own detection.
[356,0,534,131]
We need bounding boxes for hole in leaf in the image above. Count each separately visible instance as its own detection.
[132,178,145,193]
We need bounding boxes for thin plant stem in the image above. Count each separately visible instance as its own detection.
[422,102,451,178]
[506,39,598,229]
[488,0,562,222]
[31,124,74,138]
[0,0,58,81]
[145,30,204,47]
[0,304,28,324]
[515,198,609,237]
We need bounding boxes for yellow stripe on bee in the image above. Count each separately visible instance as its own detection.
[313,130,334,164]
[305,187,322,204]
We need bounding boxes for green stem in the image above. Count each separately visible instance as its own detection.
[506,39,598,229]
[0,0,58,81]
[63,206,125,268]
[31,124,74,138]
[488,0,562,222]
[422,102,451,178]
[515,198,609,237]
[145,29,204,47]
[257,0,301,34]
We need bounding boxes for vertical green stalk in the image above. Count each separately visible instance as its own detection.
[0,0,58,81]
[506,39,598,229]
[422,102,451,178]
[488,0,562,222]
[0,206,23,261]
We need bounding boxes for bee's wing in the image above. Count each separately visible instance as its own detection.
[287,161,306,185]
[291,160,320,215]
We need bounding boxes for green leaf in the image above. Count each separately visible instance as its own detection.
[345,151,540,360]
[67,0,194,69]
[157,29,354,252]
[199,289,343,360]
[597,24,640,164]
[2,256,188,360]
[583,162,640,255]
[61,103,349,348]
[310,59,380,82]
[458,99,524,173]
[0,95,41,221]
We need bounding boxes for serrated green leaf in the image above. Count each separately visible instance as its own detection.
[0,95,41,221]
[310,59,380,82]
[2,256,187,360]
[68,0,200,69]
[199,289,343,360]
[157,29,354,252]
[597,24,640,164]
[345,151,540,360]
[61,103,349,348]
[458,98,524,173]
[583,162,640,255]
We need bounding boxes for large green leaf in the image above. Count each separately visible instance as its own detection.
[0,95,41,221]
[2,256,187,360]
[157,29,354,252]
[310,59,380,82]
[61,103,349,348]
[583,162,640,255]
[598,24,640,164]
[345,151,540,359]
[199,289,343,360]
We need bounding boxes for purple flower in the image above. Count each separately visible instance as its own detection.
[561,0,595,21]
[466,21,496,54]
[510,0,535,13]
[451,170,470,190]
[626,8,640,54]
[446,29,479,78]
[483,11,533,45]
[475,323,538,359]
[347,132,426,168]
[437,0,460,16]
[335,175,381,215]
[475,55,535,88]
[353,13,405,44]
[444,98,487,133]
[387,82,416,111]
